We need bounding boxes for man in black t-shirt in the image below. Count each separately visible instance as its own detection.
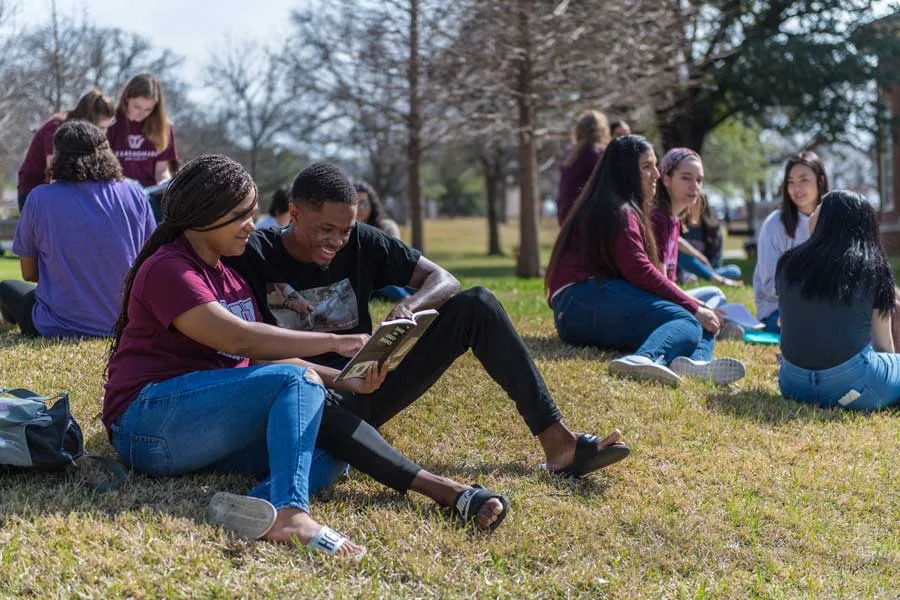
[228,163,630,528]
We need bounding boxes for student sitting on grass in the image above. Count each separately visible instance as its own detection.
[652,148,745,340]
[227,162,630,497]
[555,110,610,225]
[0,121,155,338]
[753,151,828,333]
[677,199,743,287]
[777,190,900,411]
[103,154,380,558]
[17,89,118,211]
[104,155,522,560]
[546,136,745,387]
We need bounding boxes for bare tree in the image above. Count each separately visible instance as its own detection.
[16,4,181,120]
[204,39,321,178]
[289,0,460,251]
[437,0,678,277]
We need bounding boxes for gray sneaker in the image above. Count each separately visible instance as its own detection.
[608,355,681,387]
[717,320,745,341]
[670,356,746,385]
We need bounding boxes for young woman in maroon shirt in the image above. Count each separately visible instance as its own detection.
[17,90,116,209]
[106,74,178,188]
[546,135,744,387]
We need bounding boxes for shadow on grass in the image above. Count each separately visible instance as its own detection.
[445,264,519,280]
[706,388,850,425]
[519,334,618,363]
[0,327,107,350]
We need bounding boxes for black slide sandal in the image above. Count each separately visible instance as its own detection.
[451,485,510,532]
[550,433,630,478]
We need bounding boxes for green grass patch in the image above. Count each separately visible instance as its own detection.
[1,218,897,598]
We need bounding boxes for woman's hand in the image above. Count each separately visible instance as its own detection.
[695,306,721,334]
[333,361,390,395]
[334,334,370,357]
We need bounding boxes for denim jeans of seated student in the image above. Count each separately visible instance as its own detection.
[678,254,742,282]
[779,345,900,411]
[686,286,727,309]
[110,364,347,512]
[553,277,714,364]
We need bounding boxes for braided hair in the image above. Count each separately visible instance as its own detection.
[107,154,257,361]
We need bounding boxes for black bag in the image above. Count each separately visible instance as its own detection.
[1,387,126,492]
[0,387,83,470]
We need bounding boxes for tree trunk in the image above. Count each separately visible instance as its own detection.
[514,8,541,278]
[481,147,503,256]
[656,92,713,153]
[406,0,424,251]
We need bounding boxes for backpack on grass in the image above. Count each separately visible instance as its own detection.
[1,387,126,492]
[0,387,83,469]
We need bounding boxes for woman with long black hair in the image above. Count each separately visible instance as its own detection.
[777,190,900,410]
[545,136,744,387]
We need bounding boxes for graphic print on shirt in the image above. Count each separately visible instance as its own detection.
[128,135,144,150]
[266,278,358,332]
[218,297,257,359]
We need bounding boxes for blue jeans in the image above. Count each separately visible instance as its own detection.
[761,310,780,333]
[686,285,727,308]
[779,345,900,411]
[373,285,414,301]
[110,364,347,512]
[678,254,742,281]
[553,278,714,363]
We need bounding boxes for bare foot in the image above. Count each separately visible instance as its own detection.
[464,488,505,530]
[264,508,365,557]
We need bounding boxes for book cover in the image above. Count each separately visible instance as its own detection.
[334,309,439,382]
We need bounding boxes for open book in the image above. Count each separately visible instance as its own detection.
[703,295,764,330]
[334,309,439,382]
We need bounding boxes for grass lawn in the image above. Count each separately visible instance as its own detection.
[1,218,898,599]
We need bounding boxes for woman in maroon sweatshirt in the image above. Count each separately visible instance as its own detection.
[17,90,116,210]
[545,135,744,388]
[554,110,610,225]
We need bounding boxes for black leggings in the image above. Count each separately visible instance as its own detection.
[0,280,39,337]
[315,286,563,492]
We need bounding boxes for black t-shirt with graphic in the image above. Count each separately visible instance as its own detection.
[225,223,421,367]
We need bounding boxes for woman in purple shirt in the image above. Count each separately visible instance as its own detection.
[0,120,155,338]
[545,136,744,387]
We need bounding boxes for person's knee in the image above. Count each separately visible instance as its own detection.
[260,364,325,404]
[457,285,502,313]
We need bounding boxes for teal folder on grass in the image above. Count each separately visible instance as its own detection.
[743,330,780,345]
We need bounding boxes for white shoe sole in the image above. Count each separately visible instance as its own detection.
[670,357,746,385]
[208,492,277,539]
[608,359,681,387]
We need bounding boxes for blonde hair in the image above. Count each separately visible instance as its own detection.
[117,74,170,151]
[564,110,611,167]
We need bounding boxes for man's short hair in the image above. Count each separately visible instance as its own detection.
[291,162,356,209]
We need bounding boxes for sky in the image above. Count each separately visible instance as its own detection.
[17,0,306,101]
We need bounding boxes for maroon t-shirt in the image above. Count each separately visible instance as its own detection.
[555,144,604,225]
[102,236,260,429]
[548,208,699,313]
[106,110,178,187]
[17,116,63,197]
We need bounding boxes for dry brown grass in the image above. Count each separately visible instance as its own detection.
[1,218,897,599]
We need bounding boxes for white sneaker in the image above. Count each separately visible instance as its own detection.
[670,356,746,385]
[608,355,681,387]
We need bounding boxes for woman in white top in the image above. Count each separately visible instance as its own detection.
[752,151,828,332]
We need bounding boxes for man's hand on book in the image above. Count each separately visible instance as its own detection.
[334,361,390,395]
[385,303,415,321]
[334,334,370,357]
